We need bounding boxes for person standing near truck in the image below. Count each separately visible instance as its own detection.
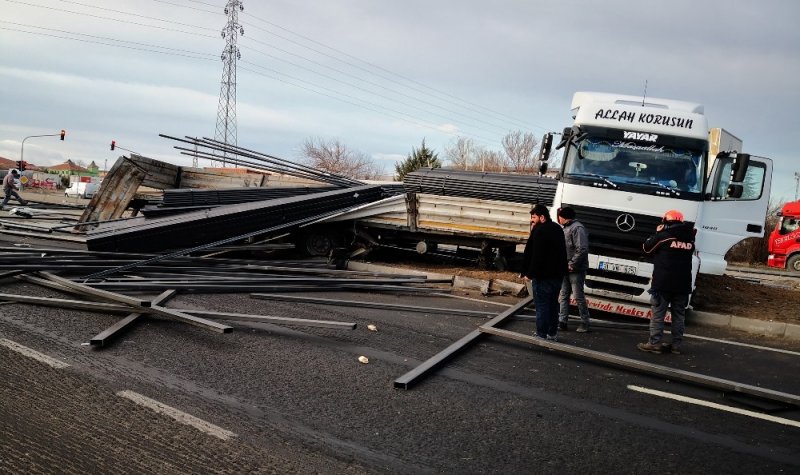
[556,206,591,333]
[638,210,695,355]
[520,204,568,341]
[1,169,28,210]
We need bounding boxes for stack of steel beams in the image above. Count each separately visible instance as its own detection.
[159,186,338,207]
[86,185,384,253]
[403,168,557,205]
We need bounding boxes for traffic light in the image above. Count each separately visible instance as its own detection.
[111,140,116,151]
[60,129,66,141]
[16,160,26,171]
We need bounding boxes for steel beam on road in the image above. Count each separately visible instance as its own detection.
[39,272,153,308]
[0,293,132,313]
[184,309,356,330]
[480,326,800,407]
[251,293,516,318]
[90,290,178,347]
[39,272,232,334]
[393,296,533,390]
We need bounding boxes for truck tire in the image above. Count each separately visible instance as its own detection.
[298,227,343,257]
[788,254,800,273]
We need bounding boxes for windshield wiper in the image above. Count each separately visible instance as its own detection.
[628,180,681,197]
[567,172,618,189]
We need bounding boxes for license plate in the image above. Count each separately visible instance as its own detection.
[598,261,637,275]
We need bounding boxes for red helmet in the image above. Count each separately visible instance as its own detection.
[663,209,684,223]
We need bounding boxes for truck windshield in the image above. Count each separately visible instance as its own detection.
[563,135,704,199]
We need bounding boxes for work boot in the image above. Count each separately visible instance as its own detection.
[576,324,590,333]
[662,343,682,354]
[637,342,662,354]
[558,321,568,331]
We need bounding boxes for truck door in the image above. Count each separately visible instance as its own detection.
[696,156,772,273]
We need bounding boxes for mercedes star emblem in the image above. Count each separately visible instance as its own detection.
[615,213,636,232]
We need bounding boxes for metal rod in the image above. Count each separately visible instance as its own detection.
[393,296,533,389]
[184,309,356,330]
[250,293,506,318]
[480,326,800,407]
[89,290,178,347]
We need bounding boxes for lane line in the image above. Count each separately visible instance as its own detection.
[116,390,236,440]
[683,334,800,356]
[627,385,800,429]
[0,338,69,369]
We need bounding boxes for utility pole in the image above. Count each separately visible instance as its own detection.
[214,0,244,167]
[794,172,800,201]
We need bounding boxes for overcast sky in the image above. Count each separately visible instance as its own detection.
[1,0,799,200]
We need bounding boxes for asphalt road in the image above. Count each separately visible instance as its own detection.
[1,279,799,474]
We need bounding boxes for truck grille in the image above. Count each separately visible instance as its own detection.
[565,204,693,262]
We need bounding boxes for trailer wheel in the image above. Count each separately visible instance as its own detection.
[301,232,335,257]
[788,254,800,273]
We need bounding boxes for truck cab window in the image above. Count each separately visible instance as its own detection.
[780,218,800,235]
[712,159,766,201]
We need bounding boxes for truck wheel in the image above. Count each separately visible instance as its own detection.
[300,231,338,257]
[788,254,800,273]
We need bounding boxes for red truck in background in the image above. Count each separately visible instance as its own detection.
[767,200,800,272]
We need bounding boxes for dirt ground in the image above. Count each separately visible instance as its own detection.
[374,258,800,325]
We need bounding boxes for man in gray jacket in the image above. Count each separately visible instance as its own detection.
[557,206,591,332]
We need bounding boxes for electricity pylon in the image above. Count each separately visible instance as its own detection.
[214,0,244,166]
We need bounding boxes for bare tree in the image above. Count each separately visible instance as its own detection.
[300,137,382,180]
[475,148,507,172]
[444,136,475,170]
[501,130,538,173]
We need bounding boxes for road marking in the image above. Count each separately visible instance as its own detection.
[627,385,800,429]
[0,338,69,368]
[683,334,800,356]
[116,390,236,440]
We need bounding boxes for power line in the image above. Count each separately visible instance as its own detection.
[0,24,217,60]
[238,65,499,147]
[151,0,219,15]
[238,39,511,138]
[4,0,218,38]
[239,35,515,136]
[1,21,500,147]
[185,0,224,8]
[241,12,542,132]
[1,20,217,58]
[2,2,517,148]
[52,0,218,31]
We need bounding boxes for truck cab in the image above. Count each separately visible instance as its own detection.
[767,201,800,272]
[541,91,773,317]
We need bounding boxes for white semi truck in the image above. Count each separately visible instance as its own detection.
[538,91,771,317]
[313,91,772,320]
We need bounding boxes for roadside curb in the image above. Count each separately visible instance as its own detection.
[347,261,798,341]
[690,310,800,341]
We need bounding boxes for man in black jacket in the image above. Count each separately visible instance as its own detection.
[638,209,695,354]
[521,204,568,341]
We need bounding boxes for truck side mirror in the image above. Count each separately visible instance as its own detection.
[537,133,553,161]
[539,161,548,175]
[727,183,744,199]
[731,153,750,183]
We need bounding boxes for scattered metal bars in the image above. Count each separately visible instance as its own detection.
[85,185,385,253]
